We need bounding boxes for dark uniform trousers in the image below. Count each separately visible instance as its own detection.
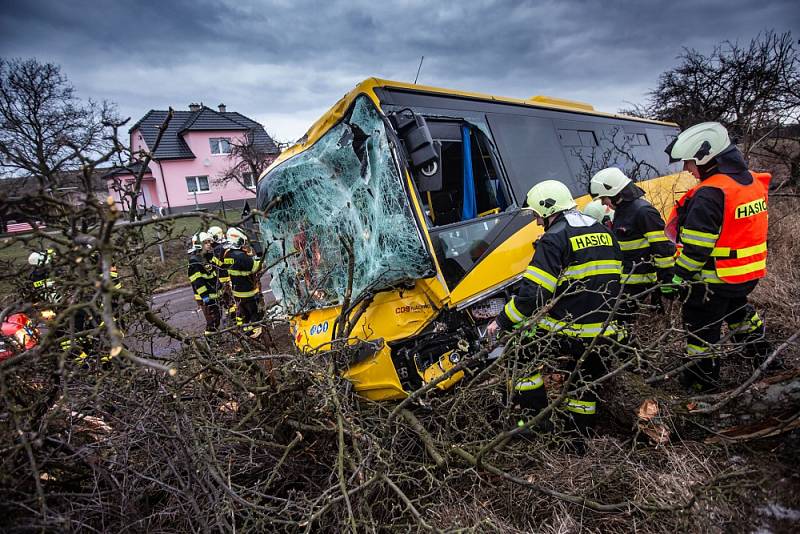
[513,333,609,436]
[682,284,767,389]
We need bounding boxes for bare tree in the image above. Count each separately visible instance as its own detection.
[0,58,122,183]
[624,31,800,161]
[216,129,280,190]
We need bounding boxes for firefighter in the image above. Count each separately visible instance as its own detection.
[581,199,614,229]
[486,180,623,438]
[28,250,59,313]
[208,225,236,323]
[187,232,221,334]
[589,167,676,320]
[665,122,771,391]
[223,227,264,337]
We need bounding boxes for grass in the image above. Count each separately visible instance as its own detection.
[0,214,225,297]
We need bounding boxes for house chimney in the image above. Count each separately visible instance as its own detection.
[218,103,226,113]
[189,102,201,111]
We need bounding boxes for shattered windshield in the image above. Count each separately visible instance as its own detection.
[257,95,435,315]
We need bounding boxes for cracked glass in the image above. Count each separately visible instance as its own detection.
[257,95,434,315]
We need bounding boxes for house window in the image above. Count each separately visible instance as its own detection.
[209,137,231,155]
[242,172,256,189]
[186,175,210,193]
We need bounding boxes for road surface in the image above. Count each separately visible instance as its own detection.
[145,275,278,357]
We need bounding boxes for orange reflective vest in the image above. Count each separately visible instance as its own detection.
[667,172,770,284]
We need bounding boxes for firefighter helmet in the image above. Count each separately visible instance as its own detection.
[28,251,46,266]
[188,232,211,253]
[590,167,631,198]
[666,122,731,166]
[226,227,248,248]
[582,199,614,224]
[207,225,225,242]
[525,180,576,218]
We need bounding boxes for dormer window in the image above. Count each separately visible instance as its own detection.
[209,137,231,155]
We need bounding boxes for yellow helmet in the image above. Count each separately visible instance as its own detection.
[525,180,576,218]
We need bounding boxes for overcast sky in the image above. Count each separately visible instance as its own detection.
[1,0,798,142]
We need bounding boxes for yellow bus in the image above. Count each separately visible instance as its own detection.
[257,78,692,400]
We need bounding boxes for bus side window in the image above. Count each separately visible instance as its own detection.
[419,122,506,228]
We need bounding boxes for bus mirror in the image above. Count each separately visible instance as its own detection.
[389,111,440,181]
[415,140,442,192]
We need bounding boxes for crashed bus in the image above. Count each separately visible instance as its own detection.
[256,78,692,400]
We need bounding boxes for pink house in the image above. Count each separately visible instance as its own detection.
[105,103,279,213]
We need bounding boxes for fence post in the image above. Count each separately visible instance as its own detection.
[154,209,165,264]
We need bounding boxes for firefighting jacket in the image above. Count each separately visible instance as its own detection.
[188,252,219,302]
[668,148,769,297]
[611,186,675,287]
[496,210,623,338]
[29,266,58,304]
[223,248,262,299]
[211,242,230,284]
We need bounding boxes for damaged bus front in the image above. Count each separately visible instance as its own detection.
[257,79,688,400]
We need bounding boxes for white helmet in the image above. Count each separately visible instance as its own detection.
[226,227,247,248]
[582,199,614,224]
[28,251,46,266]
[188,232,211,253]
[666,122,731,166]
[207,225,225,242]
[590,167,631,198]
[525,180,576,218]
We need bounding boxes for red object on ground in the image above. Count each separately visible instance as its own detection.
[0,312,39,361]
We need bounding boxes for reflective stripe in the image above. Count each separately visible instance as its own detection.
[189,271,215,282]
[622,272,657,285]
[523,266,558,293]
[229,269,257,276]
[537,316,620,338]
[687,343,709,356]
[619,238,648,251]
[514,373,544,391]
[729,312,763,333]
[196,286,208,295]
[681,228,719,247]
[644,230,669,243]
[561,260,623,281]
[233,288,260,298]
[564,398,596,415]
[697,269,725,284]
[711,242,767,259]
[653,256,675,268]
[735,242,767,258]
[716,258,767,278]
[218,276,231,283]
[676,254,705,272]
[503,298,525,324]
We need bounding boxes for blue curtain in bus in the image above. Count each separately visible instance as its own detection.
[461,124,477,220]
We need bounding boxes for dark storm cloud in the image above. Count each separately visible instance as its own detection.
[1,0,798,140]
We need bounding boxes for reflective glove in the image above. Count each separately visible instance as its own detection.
[667,274,689,299]
[659,279,678,299]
